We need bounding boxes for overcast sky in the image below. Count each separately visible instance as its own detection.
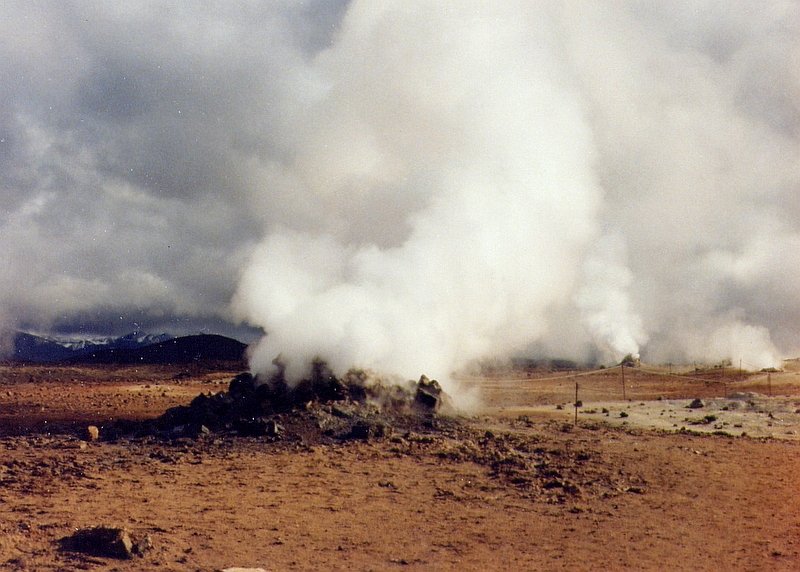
[1,2,799,378]
[0,1,347,340]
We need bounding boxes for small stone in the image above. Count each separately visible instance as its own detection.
[349,421,373,440]
[86,426,100,441]
[133,534,153,556]
[265,420,282,436]
[331,405,354,419]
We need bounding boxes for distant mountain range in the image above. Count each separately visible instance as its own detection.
[5,331,247,365]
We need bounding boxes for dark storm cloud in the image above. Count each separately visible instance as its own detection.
[0,1,347,338]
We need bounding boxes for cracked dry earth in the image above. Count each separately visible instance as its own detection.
[1,364,799,571]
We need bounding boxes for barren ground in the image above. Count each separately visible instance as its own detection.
[1,362,799,571]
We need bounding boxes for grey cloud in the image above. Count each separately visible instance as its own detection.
[0,1,342,337]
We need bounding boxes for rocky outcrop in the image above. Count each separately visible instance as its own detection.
[151,363,452,444]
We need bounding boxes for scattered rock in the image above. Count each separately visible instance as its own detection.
[331,404,355,419]
[414,375,446,412]
[265,419,282,436]
[60,526,134,559]
[234,417,277,437]
[133,534,153,556]
[543,479,564,490]
[348,420,388,440]
[86,425,100,441]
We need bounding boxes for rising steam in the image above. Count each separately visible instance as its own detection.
[2,2,795,382]
[233,2,600,389]
[234,1,798,388]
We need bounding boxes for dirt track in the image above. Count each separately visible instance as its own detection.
[1,363,799,571]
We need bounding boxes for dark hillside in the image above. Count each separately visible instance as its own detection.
[9,332,75,362]
[70,334,247,365]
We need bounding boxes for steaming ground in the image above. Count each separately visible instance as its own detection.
[1,2,799,384]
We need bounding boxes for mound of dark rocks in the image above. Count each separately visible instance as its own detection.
[150,361,453,443]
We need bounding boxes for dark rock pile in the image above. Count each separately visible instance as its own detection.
[152,361,453,443]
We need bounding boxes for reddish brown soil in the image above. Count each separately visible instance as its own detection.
[1,363,799,571]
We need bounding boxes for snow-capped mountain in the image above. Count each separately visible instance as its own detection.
[6,331,173,362]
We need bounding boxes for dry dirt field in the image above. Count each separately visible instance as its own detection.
[1,362,800,571]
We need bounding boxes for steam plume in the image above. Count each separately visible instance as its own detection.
[234,1,799,387]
